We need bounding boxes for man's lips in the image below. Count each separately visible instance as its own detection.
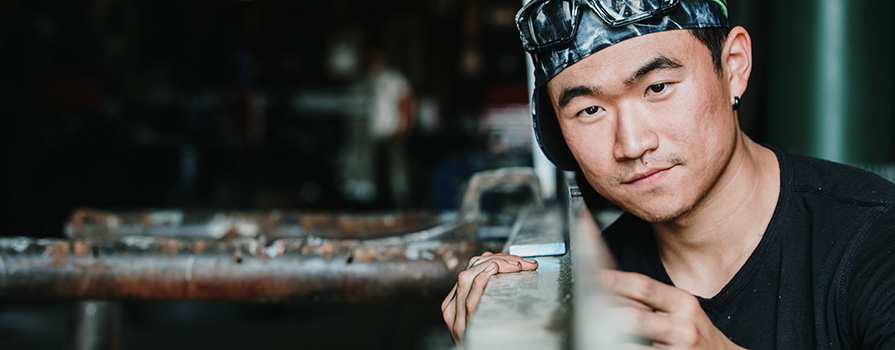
[622,166,674,185]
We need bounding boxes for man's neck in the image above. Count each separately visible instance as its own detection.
[651,135,780,298]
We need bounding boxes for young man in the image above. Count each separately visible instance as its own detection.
[442,0,895,348]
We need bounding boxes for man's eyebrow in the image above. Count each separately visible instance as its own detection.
[625,55,683,86]
[557,85,601,109]
[555,56,682,108]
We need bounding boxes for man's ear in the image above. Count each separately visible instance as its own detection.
[724,26,752,101]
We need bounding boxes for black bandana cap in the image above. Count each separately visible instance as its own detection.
[523,0,729,170]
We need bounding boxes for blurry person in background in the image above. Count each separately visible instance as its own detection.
[364,46,417,209]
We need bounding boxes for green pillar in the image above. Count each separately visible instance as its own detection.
[766,0,894,164]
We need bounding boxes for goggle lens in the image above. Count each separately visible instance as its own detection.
[517,0,681,52]
[520,0,576,51]
[593,0,675,25]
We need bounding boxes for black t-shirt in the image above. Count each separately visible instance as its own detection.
[600,148,895,349]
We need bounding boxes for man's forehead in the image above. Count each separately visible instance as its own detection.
[547,30,696,91]
[523,0,728,88]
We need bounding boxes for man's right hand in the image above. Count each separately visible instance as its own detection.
[440,251,539,342]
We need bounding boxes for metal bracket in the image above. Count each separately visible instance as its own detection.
[458,167,545,224]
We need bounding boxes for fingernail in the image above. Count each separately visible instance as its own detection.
[522,258,537,264]
[486,262,497,271]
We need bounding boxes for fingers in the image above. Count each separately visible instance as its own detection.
[600,269,692,313]
[490,257,533,273]
[465,262,499,316]
[467,258,482,269]
[620,307,678,345]
[451,310,466,342]
[606,293,653,311]
[451,262,499,342]
[450,261,488,341]
[599,269,738,348]
[615,306,709,347]
[441,284,458,312]
[442,292,456,333]
[464,252,539,273]
[442,283,459,339]
[443,252,538,342]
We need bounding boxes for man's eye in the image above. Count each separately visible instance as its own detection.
[582,106,602,115]
[647,83,668,94]
[573,105,603,121]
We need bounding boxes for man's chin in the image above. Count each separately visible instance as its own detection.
[630,204,692,224]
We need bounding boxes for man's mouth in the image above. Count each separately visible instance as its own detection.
[622,166,675,186]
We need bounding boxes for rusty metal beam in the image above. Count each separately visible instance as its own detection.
[0,223,476,301]
[0,167,543,302]
[65,209,446,241]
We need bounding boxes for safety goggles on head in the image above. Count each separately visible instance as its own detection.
[516,0,680,52]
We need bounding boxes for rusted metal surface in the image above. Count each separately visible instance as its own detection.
[67,209,444,240]
[0,167,542,301]
[0,222,475,301]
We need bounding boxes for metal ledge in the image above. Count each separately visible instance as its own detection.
[458,174,624,349]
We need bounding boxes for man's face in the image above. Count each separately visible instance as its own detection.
[547,29,736,223]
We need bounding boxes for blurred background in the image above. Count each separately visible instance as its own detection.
[1,0,893,349]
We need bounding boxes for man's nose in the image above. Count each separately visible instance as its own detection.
[613,106,659,161]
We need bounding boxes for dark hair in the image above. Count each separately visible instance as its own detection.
[689,27,729,74]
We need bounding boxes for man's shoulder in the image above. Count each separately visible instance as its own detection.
[776,147,895,205]
[773,147,895,264]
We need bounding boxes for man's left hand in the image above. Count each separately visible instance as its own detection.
[600,269,746,349]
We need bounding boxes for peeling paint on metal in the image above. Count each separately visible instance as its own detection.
[207,215,261,239]
[148,211,182,227]
[207,214,231,239]
[193,240,207,254]
[235,219,259,237]
[265,240,285,259]
[73,241,90,257]
[122,236,154,250]
[405,240,442,260]
[0,237,31,253]
[160,239,180,258]
[36,238,58,246]
[248,240,260,256]
[0,235,477,300]
[43,242,69,266]
[351,246,378,263]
